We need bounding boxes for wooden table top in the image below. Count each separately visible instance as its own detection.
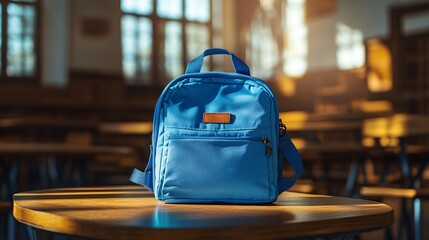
[363,114,429,138]
[285,120,363,132]
[361,186,429,199]
[295,141,367,153]
[98,122,152,135]
[13,186,393,240]
[280,111,392,122]
[0,143,134,157]
[280,111,392,132]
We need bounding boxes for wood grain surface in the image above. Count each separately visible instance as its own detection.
[14,186,393,240]
[363,114,429,138]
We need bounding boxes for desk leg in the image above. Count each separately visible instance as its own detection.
[346,160,359,197]
[47,156,62,187]
[7,160,19,200]
[7,214,15,240]
[412,159,427,189]
[399,139,411,187]
[397,198,412,240]
[0,158,8,200]
[26,226,38,240]
[68,158,88,187]
[379,156,391,185]
[345,157,367,197]
[414,198,422,240]
[1,211,7,240]
[384,226,393,240]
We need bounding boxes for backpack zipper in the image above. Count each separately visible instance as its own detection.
[262,137,272,157]
[170,135,273,157]
[279,118,287,137]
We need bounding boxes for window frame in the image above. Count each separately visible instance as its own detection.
[0,0,41,83]
[120,0,214,85]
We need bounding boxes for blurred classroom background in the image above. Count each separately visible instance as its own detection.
[1,0,429,239]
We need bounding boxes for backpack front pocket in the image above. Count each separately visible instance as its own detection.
[162,136,271,203]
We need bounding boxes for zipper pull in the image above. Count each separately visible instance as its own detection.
[279,118,287,137]
[262,137,272,156]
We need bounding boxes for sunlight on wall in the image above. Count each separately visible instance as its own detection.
[336,22,365,70]
[366,39,392,92]
[283,0,307,78]
[276,73,296,96]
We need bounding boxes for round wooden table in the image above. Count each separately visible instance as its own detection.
[13,186,393,240]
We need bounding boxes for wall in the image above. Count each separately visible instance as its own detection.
[69,0,122,75]
[40,0,429,86]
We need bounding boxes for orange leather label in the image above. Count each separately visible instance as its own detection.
[203,113,231,124]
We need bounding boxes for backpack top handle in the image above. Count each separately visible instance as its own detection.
[185,48,251,76]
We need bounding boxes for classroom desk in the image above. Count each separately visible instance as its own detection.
[361,115,429,239]
[361,186,429,240]
[280,112,371,196]
[0,143,135,199]
[363,114,429,187]
[363,114,429,139]
[13,186,393,240]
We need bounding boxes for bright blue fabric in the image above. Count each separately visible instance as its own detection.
[278,135,303,192]
[130,48,302,204]
[185,48,250,76]
[130,168,153,191]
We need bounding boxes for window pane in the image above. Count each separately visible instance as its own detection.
[121,0,152,15]
[7,3,36,77]
[121,15,153,84]
[137,18,152,81]
[24,37,35,75]
[185,0,209,23]
[123,55,137,81]
[122,15,137,55]
[336,22,364,70]
[283,0,307,78]
[247,10,279,79]
[164,21,183,79]
[186,23,209,61]
[157,0,182,19]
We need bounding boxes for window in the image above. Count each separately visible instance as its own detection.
[245,0,307,80]
[283,0,307,78]
[121,0,219,85]
[246,9,279,79]
[0,0,39,82]
[336,22,365,70]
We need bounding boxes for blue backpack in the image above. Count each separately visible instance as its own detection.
[130,48,302,204]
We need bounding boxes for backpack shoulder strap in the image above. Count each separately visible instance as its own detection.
[130,168,153,191]
[130,148,154,192]
[278,134,303,193]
